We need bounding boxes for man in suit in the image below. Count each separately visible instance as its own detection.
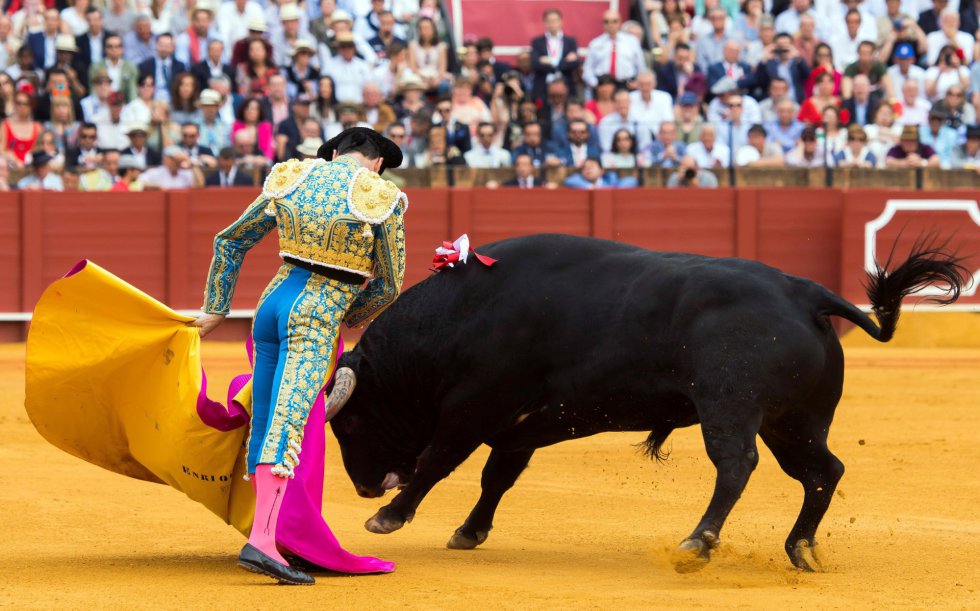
[205,147,256,186]
[432,97,471,154]
[88,34,139,101]
[655,42,699,99]
[748,33,811,104]
[464,122,512,168]
[121,123,163,168]
[75,8,113,79]
[65,122,103,169]
[529,8,579,101]
[175,5,217,67]
[554,118,601,168]
[28,8,61,70]
[707,41,753,92]
[190,39,235,93]
[563,156,638,188]
[138,33,186,104]
[178,122,218,170]
[511,121,559,167]
[477,37,511,82]
[502,153,546,187]
[840,74,881,126]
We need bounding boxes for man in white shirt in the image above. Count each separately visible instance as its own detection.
[81,71,112,122]
[628,70,673,138]
[774,0,814,35]
[271,3,310,66]
[217,0,265,51]
[686,124,731,168]
[886,42,926,98]
[96,91,130,150]
[140,146,204,189]
[695,7,733,73]
[895,79,931,125]
[831,8,873,70]
[925,9,974,65]
[597,88,654,152]
[583,10,644,88]
[323,31,372,102]
[820,0,878,45]
[464,122,512,168]
[175,6,216,67]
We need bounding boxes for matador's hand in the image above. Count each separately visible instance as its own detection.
[193,313,226,338]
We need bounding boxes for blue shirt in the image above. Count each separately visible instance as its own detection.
[919,126,958,166]
[764,120,804,153]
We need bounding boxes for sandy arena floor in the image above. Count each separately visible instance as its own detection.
[1,341,978,609]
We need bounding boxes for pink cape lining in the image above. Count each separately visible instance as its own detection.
[196,335,395,574]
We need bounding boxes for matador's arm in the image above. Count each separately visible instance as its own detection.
[344,196,407,326]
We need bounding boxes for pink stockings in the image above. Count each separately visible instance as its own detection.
[248,465,290,565]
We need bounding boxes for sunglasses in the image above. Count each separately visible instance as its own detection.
[79,133,96,139]
[603,18,619,23]
[436,106,451,112]
[849,137,867,142]
[729,103,742,107]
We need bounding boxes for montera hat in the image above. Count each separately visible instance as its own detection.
[317,127,403,174]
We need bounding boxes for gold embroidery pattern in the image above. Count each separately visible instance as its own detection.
[348,169,402,224]
[344,199,407,325]
[203,193,277,314]
[256,273,359,477]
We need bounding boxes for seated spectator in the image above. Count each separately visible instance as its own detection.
[121,123,162,168]
[752,34,811,107]
[175,5,215,68]
[274,93,315,159]
[785,125,828,167]
[393,72,428,119]
[585,74,616,123]
[917,0,945,35]
[804,45,842,99]
[0,160,9,191]
[919,109,958,164]
[885,125,941,167]
[883,14,927,64]
[44,98,79,151]
[171,72,201,125]
[629,70,674,138]
[123,16,155,66]
[792,13,819,65]
[140,145,204,188]
[601,128,646,169]
[196,89,231,156]
[81,71,113,122]
[419,124,466,167]
[822,106,848,158]
[96,91,129,150]
[403,110,431,167]
[842,74,881,126]
[366,10,406,59]
[829,8,869,73]
[886,43,926,101]
[706,40,751,93]
[79,148,118,191]
[707,80,762,125]
[511,121,557,167]
[178,122,217,170]
[493,152,546,188]
[138,33,187,104]
[230,17,273,68]
[715,93,751,153]
[111,154,146,191]
[647,121,686,169]
[735,124,784,167]
[666,154,719,187]
[407,16,448,93]
[17,151,62,190]
[864,103,902,162]
[432,96,471,153]
[834,123,877,167]
[374,41,412,98]
[206,146,257,186]
[564,156,638,189]
[798,71,842,125]
[190,39,235,94]
[924,44,970,102]
[895,79,931,126]
[675,92,704,145]
[32,129,65,172]
[773,0,812,38]
[232,96,274,160]
[66,122,101,169]
[464,121,511,168]
[121,74,155,126]
[147,100,180,151]
[744,12,775,66]
[924,9,974,66]
[686,124,731,169]
[61,165,80,191]
[1,88,41,169]
[932,85,976,129]
[842,41,890,99]
[451,76,491,130]
[237,38,278,98]
[654,41,698,100]
[694,7,732,74]
[295,137,324,160]
[758,77,797,124]
[555,118,601,168]
[950,125,980,169]
[597,88,653,152]
[384,123,410,169]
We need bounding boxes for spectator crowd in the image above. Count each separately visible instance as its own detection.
[0,0,979,191]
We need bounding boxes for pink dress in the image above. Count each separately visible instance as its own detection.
[231,121,274,160]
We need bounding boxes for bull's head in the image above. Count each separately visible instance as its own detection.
[327,352,417,499]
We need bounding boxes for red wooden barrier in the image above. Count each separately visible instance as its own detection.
[4,187,978,341]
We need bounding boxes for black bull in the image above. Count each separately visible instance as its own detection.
[326,233,969,572]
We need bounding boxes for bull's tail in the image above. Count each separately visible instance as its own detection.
[817,236,972,342]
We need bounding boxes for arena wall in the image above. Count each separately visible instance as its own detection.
[4,188,978,342]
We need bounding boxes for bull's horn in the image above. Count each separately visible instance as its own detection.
[325,367,357,421]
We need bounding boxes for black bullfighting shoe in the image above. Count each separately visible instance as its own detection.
[238,543,316,585]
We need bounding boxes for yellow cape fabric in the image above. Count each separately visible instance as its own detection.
[25,261,255,535]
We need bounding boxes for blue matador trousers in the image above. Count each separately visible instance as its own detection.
[249,262,359,478]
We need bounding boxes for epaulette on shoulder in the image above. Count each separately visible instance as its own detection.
[347,168,407,224]
[262,158,323,201]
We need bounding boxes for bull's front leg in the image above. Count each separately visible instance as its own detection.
[448,448,535,549]
[365,438,484,535]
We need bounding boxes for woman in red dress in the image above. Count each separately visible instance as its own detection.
[803,44,842,99]
[798,70,843,125]
[0,89,41,168]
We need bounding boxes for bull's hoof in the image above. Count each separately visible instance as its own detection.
[672,530,719,574]
[789,539,825,572]
[365,509,405,535]
[446,527,489,550]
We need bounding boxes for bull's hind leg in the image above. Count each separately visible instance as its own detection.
[760,414,844,572]
[447,448,535,550]
[672,401,762,573]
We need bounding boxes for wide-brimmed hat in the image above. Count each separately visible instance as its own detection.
[296,137,324,157]
[246,16,268,32]
[900,125,919,140]
[127,122,149,135]
[198,88,221,105]
[55,34,79,53]
[398,72,425,91]
[32,151,52,167]
[330,9,353,23]
[317,127,403,174]
[335,31,355,45]
[335,101,362,114]
[291,39,316,56]
[119,154,146,170]
[279,2,301,21]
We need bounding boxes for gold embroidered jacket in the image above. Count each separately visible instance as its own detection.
[203,155,407,324]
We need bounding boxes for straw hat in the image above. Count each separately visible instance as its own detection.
[296,137,324,157]
[330,9,353,23]
[55,34,79,53]
[290,39,316,56]
[246,16,268,32]
[279,3,301,21]
[398,72,426,91]
[198,88,222,105]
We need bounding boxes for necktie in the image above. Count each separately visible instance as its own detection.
[221,172,227,187]
[727,64,733,78]
[609,38,617,80]
[163,61,171,85]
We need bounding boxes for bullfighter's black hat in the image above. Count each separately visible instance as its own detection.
[318,127,403,175]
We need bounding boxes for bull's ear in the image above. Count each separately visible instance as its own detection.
[325,367,357,421]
